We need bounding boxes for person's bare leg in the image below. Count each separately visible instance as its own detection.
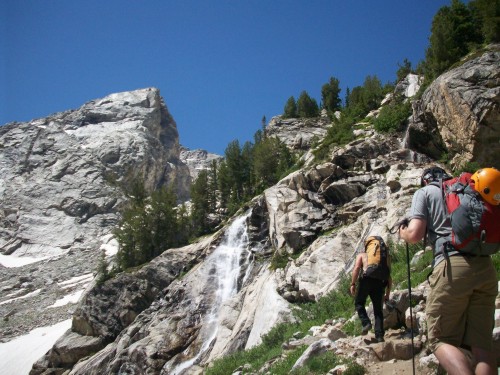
[472,347,496,375]
[434,344,473,375]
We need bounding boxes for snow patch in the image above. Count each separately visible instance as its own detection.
[47,289,84,308]
[0,253,50,268]
[99,235,119,257]
[0,319,71,375]
[0,289,42,306]
[57,273,94,287]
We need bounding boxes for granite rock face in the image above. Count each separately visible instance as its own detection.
[0,87,190,342]
[407,44,500,169]
[265,115,331,152]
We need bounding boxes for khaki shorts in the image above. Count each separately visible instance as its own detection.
[426,255,497,352]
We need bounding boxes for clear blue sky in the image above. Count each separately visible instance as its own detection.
[1,0,453,155]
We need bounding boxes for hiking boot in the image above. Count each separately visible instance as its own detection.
[375,336,385,343]
[361,323,372,334]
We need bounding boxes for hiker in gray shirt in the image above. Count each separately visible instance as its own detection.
[399,166,498,375]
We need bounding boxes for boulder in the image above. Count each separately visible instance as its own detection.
[265,116,331,152]
[407,45,500,169]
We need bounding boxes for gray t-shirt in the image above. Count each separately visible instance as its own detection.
[409,184,454,262]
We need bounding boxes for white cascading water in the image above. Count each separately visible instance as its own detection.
[400,122,427,163]
[170,212,253,374]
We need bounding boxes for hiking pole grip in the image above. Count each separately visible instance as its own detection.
[389,217,409,234]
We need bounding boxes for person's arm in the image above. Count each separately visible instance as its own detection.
[399,217,427,244]
[399,188,428,244]
[349,254,363,296]
[385,276,392,301]
[385,254,392,301]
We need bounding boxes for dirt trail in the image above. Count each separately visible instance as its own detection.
[366,359,435,375]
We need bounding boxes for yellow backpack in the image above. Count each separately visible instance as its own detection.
[363,236,390,281]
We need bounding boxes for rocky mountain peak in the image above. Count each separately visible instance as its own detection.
[179,146,223,180]
[0,87,190,343]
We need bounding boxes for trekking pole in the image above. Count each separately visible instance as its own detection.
[390,219,416,375]
[405,241,416,375]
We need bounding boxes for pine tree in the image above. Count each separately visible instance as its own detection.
[149,186,178,257]
[321,77,342,113]
[176,203,191,244]
[344,87,351,108]
[424,0,482,80]
[345,86,366,120]
[469,0,500,43]
[297,91,319,118]
[217,160,231,210]
[115,204,150,269]
[396,58,413,82]
[191,170,211,235]
[283,96,297,118]
[253,137,294,191]
[362,75,383,111]
[241,141,254,199]
[208,160,219,212]
[224,140,243,206]
[115,183,186,270]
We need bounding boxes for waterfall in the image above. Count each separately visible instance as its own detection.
[401,124,427,163]
[399,100,428,163]
[170,211,253,374]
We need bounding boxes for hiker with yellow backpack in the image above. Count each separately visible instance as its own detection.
[350,235,392,343]
[399,166,500,375]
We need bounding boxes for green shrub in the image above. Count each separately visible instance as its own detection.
[293,355,366,375]
[342,318,363,337]
[454,161,481,174]
[269,250,291,270]
[313,115,354,161]
[373,100,412,133]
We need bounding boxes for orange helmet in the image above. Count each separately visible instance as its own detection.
[471,167,500,206]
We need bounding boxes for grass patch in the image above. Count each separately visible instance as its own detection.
[294,276,354,325]
[206,338,284,375]
[268,346,307,375]
[389,242,434,290]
